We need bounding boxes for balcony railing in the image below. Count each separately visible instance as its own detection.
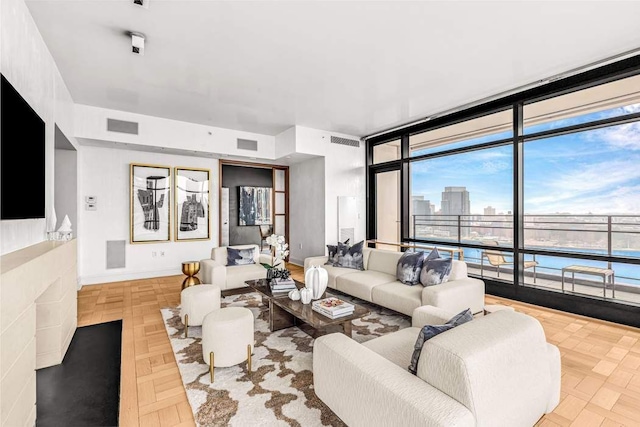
[412,214,640,258]
[410,214,640,300]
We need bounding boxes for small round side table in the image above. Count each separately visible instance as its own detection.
[182,261,201,290]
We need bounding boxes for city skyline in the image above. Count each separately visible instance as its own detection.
[411,102,640,215]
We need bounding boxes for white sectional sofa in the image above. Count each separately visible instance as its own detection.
[314,307,561,427]
[199,244,271,291]
[304,247,485,316]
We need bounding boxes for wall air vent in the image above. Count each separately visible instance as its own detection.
[330,135,360,148]
[107,118,139,135]
[106,240,126,269]
[237,138,258,151]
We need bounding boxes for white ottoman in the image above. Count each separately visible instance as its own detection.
[202,307,254,382]
[180,284,221,338]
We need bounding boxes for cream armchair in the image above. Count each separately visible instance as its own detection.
[199,244,272,291]
[314,308,561,427]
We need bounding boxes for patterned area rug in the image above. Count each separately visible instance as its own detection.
[160,292,410,427]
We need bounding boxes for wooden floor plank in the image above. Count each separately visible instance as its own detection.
[77,266,640,427]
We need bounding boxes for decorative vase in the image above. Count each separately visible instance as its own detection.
[305,266,329,300]
[288,289,301,301]
[266,268,276,280]
[300,288,312,304]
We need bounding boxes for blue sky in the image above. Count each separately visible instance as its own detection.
[410,103,640,215]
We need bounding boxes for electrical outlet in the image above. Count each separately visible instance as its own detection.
[299,244,302,249]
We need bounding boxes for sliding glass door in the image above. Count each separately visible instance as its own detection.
[375,170,401,251]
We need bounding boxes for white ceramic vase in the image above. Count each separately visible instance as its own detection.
[288,289,301,301]
[300,288,313,304]
[305,265,328,300]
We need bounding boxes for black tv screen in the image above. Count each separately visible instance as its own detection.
[1,74,46,220]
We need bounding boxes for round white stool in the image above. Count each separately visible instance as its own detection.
[202,307,254,382]
[180,284,221,338]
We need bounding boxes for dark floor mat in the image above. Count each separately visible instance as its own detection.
[37,320,122,427]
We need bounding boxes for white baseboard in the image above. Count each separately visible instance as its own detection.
[79,268,182,286]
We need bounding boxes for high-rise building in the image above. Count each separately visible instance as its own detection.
[441,187,470,216]
[412,196,435,216]
[441,187,471,238]
[484,206,496,216]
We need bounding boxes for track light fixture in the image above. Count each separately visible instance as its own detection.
[130,32,145,56]
[133,0,149,9]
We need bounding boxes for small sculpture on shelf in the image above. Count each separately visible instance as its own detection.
[46,207,58,240]
[56,215,73,241]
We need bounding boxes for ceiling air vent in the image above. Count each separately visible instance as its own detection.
[237,138,258,151]
[107,118,139,135]
[330,135,360,148]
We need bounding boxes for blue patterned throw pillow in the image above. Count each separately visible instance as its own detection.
[396,251,426,286]
[420,257,452,286]
[408,308,473,375]
[336,240,365,270]
[425,247,441,261]
[226,247,255,266]
[325,238,351,267]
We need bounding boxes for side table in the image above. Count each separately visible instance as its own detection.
[182,261,201,290]
[561,265,615,299]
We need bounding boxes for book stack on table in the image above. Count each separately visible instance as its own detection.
[312,297,355,319]
[270,278,296,294]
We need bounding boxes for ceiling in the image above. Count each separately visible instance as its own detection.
[26,1,640,137]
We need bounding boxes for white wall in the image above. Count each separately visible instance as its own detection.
[0,0,78,255]
[54,149,78,231]
[275,126,296,159]
[79,145,219,285]
[75,104,275,159]
[294,126,366,250]
[289,157,325,265]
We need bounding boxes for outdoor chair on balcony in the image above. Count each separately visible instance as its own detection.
[480,241,538,283]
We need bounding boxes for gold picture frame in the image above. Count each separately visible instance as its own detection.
[174,166,211,241]
[130,163,172,244]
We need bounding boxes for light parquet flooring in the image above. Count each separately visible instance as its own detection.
[77,265,640,427]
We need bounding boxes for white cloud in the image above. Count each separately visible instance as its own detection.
[526,157,640,214]
[592,121,640,151]
[482,160,510,173]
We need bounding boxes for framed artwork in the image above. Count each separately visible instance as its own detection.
[130,163,171,243]
[239,186,272,226]
[175,167,210,241]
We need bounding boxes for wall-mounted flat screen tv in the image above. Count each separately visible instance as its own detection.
[1,74,46,219]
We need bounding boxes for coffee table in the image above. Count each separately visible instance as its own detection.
[246,278,370,338]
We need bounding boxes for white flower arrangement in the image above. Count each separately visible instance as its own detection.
[262,234,289,269]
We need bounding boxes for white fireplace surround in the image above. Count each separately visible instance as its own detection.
[0,239,78,427]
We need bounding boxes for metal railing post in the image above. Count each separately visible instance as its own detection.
[457,215,461,244]
[413,215,416,240]
[608,215,612,271]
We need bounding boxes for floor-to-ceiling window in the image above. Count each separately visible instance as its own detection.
[366,58,640,326]
[521,73,640,304]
